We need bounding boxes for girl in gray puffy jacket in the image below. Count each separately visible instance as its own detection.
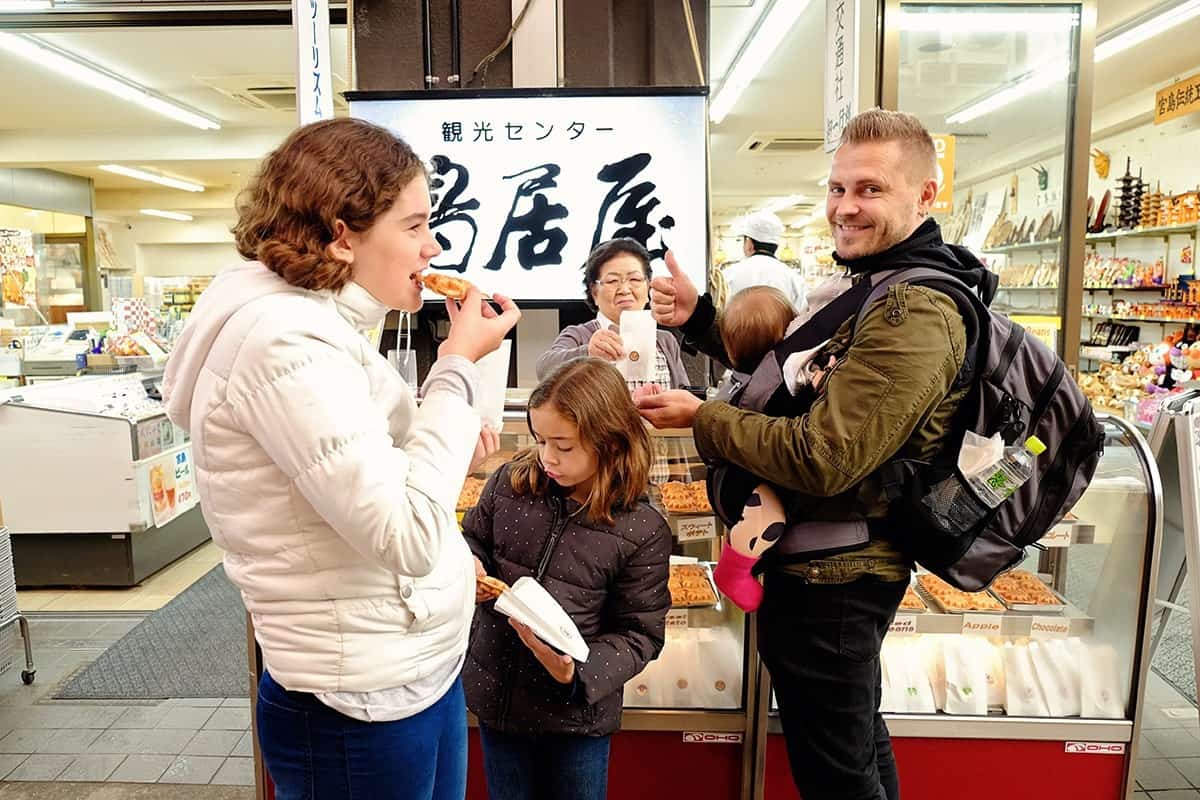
[462,358,672,800]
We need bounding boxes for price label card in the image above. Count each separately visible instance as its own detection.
[1030,617,1071,639]
[676,516,717,542]
[888,615,917,635]
[961,615,1003,636]
[1039,525,1072,548]
[665,609,689,630]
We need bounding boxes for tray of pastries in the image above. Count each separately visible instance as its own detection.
[988,569,1067,613]
[899,584,928,613]
[457,477,487,512]
[917,573,1006,614]
[658,481,713,514]
[669,562,720,608]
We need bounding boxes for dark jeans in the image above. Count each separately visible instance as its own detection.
[256,669,467,800]
[758,570,908,800]
[478,724,610,800]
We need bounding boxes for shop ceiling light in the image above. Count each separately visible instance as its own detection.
[0,32,220,130]
[762,193,808,214]
[1095,0,1200,62]
[100,165,205,193]
[946,60,1069,125]
[944,0,1200,125]
[896,9,1078,33]
[140,209,193,222]
[0,1,52,10]
[710,0,815,125]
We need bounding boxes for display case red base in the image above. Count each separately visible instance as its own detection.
[467,728,745,800]
[764,734,1129,800]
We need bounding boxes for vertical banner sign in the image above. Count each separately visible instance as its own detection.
[294,0,333,124]
[350,91,708,301]
[932,134,956,215]
[824,0,860,153]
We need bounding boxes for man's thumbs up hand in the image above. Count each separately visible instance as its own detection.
[650,249,699,328]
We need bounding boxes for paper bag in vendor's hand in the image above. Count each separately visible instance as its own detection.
[617,310,656,383]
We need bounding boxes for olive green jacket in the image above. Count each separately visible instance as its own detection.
[684,280,968,582]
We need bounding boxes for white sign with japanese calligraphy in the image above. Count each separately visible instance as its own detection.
[824,0,859,153]
[350,91,709,302]
[294,0,333,124]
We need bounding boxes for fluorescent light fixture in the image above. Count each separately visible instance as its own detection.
[0,1,52,10]
[897,9,1078,32]
[762,193,808,214]
[0,32,220,130]
[710,0,815,124]
[1096,0,1200,62]
[944,0,1200,124]
[818,176,829,187]
[100,164,205,193]
[946,60,1069,125]
[140,209,193,222]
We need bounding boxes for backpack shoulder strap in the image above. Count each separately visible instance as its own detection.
[851,267,987,388]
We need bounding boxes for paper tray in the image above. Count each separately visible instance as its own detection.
[914,582,1006,615]
[989,585,1069,614]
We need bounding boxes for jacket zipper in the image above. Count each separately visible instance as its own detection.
[497,494,569,728]
[534,495,570,580]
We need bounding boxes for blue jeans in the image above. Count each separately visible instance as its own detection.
[478,724,610,800]
[256,669,467,800]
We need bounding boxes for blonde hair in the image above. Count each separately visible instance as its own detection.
[510,359,652,525]
[720,286,796,372]
[840,108,937,182]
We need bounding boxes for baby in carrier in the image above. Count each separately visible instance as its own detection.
[710,286,839,612]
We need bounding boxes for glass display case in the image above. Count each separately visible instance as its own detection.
[758,414,1161,800]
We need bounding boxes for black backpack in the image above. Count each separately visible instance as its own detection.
[707,267,1105,592]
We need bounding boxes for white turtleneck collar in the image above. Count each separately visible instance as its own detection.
[334,281,392,332]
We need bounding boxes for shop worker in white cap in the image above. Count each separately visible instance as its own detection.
[721,210,807,314]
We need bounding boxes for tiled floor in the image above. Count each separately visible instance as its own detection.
[14,543,223,614]
[1136,670,1200,798]
[0,615,254,791]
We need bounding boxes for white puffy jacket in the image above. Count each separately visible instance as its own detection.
[163,261,480,693]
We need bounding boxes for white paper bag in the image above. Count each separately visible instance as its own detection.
[494,576,589,662]
[1003,641,1051,717]
[943,637,988,715]
[618,310,656,383]
[475,339,511,430]
[1029,641,1071,717]
[1080,643,1125,719]
[880,638,905,713]
[917,636,948,711]
[899,638,937,713]
[983,639,1007,709]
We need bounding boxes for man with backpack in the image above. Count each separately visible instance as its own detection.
[638,109,991,800]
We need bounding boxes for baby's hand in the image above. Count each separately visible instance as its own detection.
[807,355,838,392]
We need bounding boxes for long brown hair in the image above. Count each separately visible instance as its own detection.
[510,359,652,525]
[233,117,425,292]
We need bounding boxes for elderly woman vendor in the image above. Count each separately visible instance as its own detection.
[535,238,689,388]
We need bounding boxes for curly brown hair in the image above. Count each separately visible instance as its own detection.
[233,118,425,292]
[510,358,652,525]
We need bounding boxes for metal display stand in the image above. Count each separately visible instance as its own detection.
[1146,390,1200,702]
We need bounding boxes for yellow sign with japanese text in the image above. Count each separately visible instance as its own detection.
[1155,72,1200,125]
[932,134,956,215]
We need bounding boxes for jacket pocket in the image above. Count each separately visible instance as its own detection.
[401,542,474,631]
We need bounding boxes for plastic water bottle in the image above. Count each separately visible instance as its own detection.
[968,436,1046,508]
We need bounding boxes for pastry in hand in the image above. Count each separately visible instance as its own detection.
[476,575,509,598]
[421,272,473,300]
